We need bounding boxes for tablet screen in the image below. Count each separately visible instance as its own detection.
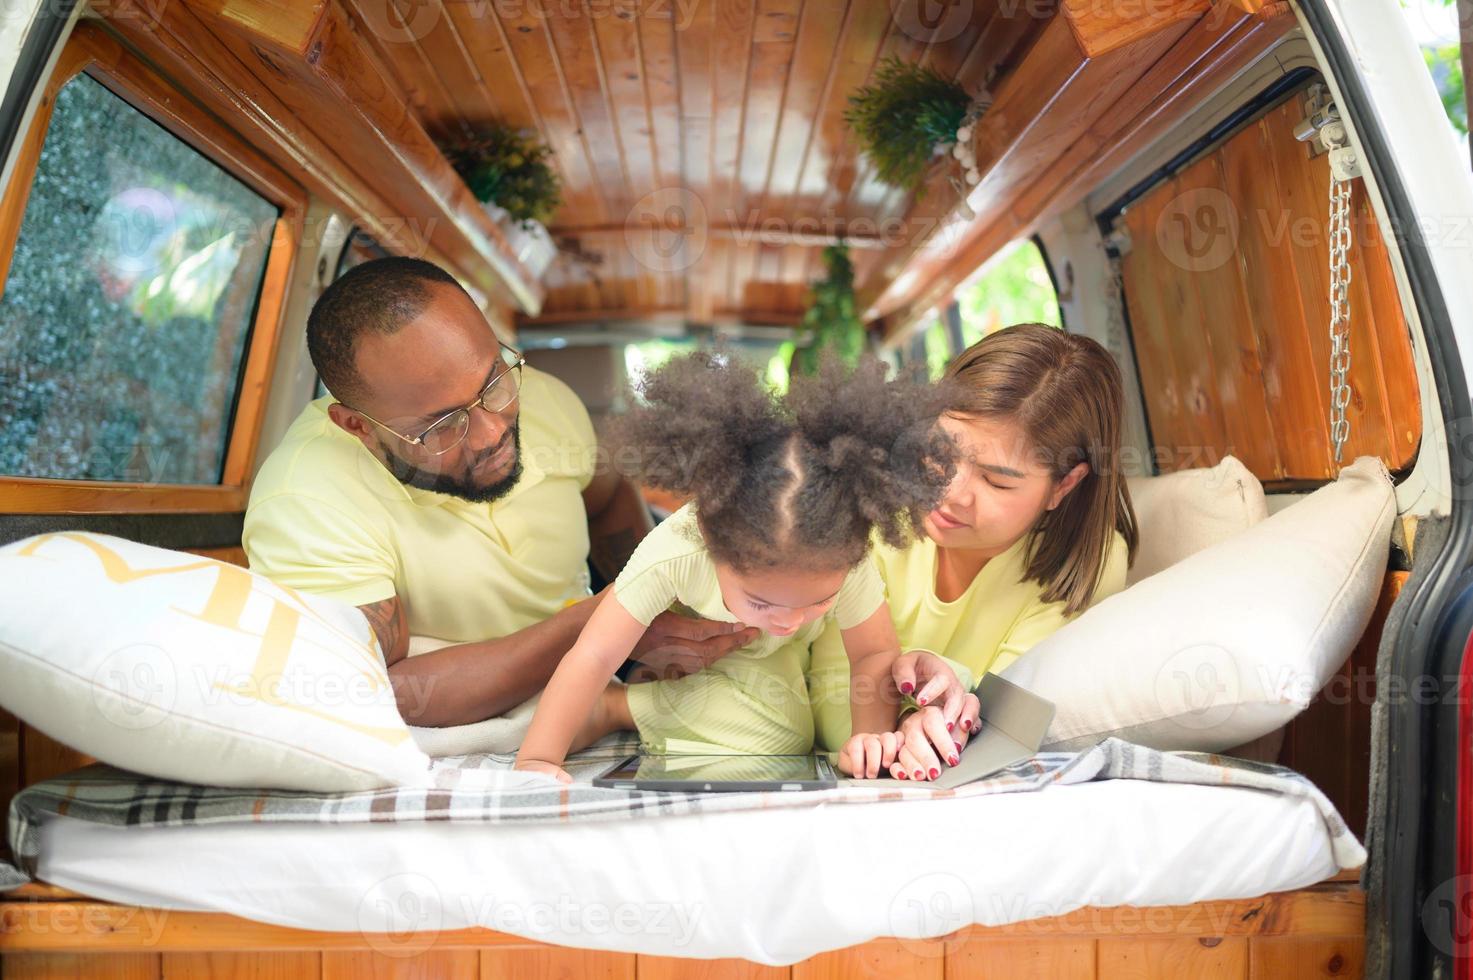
[600,753,823,784]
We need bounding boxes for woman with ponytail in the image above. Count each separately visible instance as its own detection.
[514,352,956,783]
[808,323,1140,780]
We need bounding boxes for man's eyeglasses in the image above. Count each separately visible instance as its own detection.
[350,345,524,456]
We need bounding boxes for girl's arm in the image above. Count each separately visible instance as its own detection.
[836,605,905,777]
[514,592,647,780]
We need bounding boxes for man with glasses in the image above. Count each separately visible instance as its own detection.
[244,257,756,729]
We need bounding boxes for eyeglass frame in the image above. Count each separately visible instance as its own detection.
[346,345,525,456]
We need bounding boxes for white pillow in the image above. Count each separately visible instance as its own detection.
[0,532,431,790]
[1126,455,1268,585]
[1002,456,1395,752]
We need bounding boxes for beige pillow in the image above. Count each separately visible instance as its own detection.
[1127,455,1268,586]
[0,532,431,790]
[1003,457,1395,752]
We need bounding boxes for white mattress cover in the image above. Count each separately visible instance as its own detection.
[33,778,1355,965]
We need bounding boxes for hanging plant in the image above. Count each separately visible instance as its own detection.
[843,56,986,196]
[442,124,563,230]
[792,244,866,378]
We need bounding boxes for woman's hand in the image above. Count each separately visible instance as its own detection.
[888,651,981,781]
[838,730,903,779]
[514,758,573,784]
[892,650,974,714]
[889,706,976,781]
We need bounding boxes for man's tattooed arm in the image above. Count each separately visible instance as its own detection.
[359,595,408,665]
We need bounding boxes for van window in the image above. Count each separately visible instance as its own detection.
[0,72,279,485]
[957,239,1063,346]
[315,228,391,399]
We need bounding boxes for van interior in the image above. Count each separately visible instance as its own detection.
[1,1,1471,977]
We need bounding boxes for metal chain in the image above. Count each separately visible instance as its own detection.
[1328,173,1354,464]
[1104,252,1127,361]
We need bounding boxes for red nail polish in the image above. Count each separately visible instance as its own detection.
[946,721,954,732]
[897,770,908,780]
[913,770,923,780]
[948,755,959,766]
[954,741,963,752]
[917,697,928,706]
[961,719,971,731]
[928,768,939,779]
[900,682,914,694]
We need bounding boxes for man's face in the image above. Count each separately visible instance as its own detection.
[333,281,524,503]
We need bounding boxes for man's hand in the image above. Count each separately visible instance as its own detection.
[625,612,758,681]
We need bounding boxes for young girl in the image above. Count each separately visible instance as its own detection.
[806,323,1140,780]
[513,352,956,783]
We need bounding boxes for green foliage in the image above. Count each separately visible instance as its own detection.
[844,56,971,192]
[443,124,563,228]
[792,244,866,377]
[1423,43,1468,135]
[922,320,951,381]
[957,240,1062,346]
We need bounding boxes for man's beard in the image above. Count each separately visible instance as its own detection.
[380,421,523,503]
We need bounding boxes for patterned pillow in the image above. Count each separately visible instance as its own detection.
[0,532,431,790]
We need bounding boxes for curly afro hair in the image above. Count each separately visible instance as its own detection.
[609,351,957,573]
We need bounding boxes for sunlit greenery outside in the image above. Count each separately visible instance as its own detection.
[0,73,277,484]
[1403,0,1469,151]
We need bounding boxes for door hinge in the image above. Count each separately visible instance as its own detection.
[1294,82,1364,181]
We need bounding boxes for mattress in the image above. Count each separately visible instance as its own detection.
[31,776,1356,965]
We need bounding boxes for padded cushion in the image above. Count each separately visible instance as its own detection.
[1126,455,1268,586]
[0,532,431,790]
[1002,457,1396,752]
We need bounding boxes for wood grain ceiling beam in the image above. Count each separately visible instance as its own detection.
[170,0,544,314]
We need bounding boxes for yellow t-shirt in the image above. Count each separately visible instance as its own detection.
[613,502,886,658]
[808,529,1129,750]
[243,366,598,643]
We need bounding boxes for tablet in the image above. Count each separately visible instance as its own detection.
[592,752,837,792]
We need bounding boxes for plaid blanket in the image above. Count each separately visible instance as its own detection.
[3,734,1367,883]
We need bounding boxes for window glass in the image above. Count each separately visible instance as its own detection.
[956,239,1062,348]
[0,72,279,484]
[316,228,390,399]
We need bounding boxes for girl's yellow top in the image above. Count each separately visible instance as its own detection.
[613,502,886,654]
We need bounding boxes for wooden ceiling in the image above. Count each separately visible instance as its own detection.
[106,0,1287,334]
[344,0,1051,327]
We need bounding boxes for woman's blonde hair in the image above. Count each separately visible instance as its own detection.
[944,323,1138,615]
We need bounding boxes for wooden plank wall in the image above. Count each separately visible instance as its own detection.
[0,941,1362,980]
[0,877,1366,978]
[1119,82,1421,484]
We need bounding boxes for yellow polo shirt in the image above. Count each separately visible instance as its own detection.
[243,366,597,643]
[807,529,1129,750]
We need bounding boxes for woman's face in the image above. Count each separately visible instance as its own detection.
[924,414,1086,555]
